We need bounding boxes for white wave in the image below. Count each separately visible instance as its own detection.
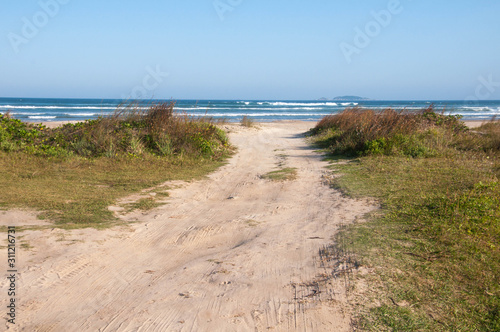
[257,102,339,107]
[8,112,45,116]
[70,106,116,110]
[28,116,57,119]
[452,112,500,116]
[461,106,495,112]
[177,107,331,112]
[64,113,98,116]
[341,102,359,106]
[0,105,116,110]
[359,106,430,110]
[187,113,323,117]
[174,107,227,110]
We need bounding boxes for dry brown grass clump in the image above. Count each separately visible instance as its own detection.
[315,107,420,136]
[479,120,500,151]
[312,106,467,157]
[240,115,255,127]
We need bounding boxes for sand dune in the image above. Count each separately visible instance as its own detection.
[1,122,375,331]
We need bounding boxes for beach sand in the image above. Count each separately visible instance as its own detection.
[463,120,493,128]
[0,121,375,331]
[37,120,79,128]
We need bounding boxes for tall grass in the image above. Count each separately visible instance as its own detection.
[240,115,255,127]
[312,106,468,157]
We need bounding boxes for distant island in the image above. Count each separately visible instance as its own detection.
[333,96,370,101]
[318,96,370,101]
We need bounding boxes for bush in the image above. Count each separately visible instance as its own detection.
[0,101,230,160]
[313,106,467,157]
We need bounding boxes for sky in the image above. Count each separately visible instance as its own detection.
[1,0,499,100]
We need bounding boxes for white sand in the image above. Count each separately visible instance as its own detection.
[463,120,492,128]
[1,122,376,331]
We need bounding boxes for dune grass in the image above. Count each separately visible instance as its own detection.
[312,106,468,157]
[0,102,232,228]
[240,115,255,127]
[311,107,499,331]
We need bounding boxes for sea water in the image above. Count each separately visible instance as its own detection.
[1,98,499,123]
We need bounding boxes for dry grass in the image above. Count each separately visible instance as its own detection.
[315,107,420,134]
[314,106,467,134]
[240,115,255,127]
[312,106,468,157]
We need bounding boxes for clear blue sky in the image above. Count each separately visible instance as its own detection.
[1,0,499,100]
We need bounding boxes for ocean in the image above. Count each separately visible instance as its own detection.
[1,98,499,123]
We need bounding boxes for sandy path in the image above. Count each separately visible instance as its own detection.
[1,122,374,331]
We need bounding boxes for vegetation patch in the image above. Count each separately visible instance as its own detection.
[311,106,468,157]
[1,101,229,159]
[245,219,263,227]
[0,102,232,228]
[240,115,255,127]
[261,167,297,181]
[312,107,500,331]
[122,197,164,212]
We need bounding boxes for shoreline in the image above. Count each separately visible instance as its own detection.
[463,120,495,128]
